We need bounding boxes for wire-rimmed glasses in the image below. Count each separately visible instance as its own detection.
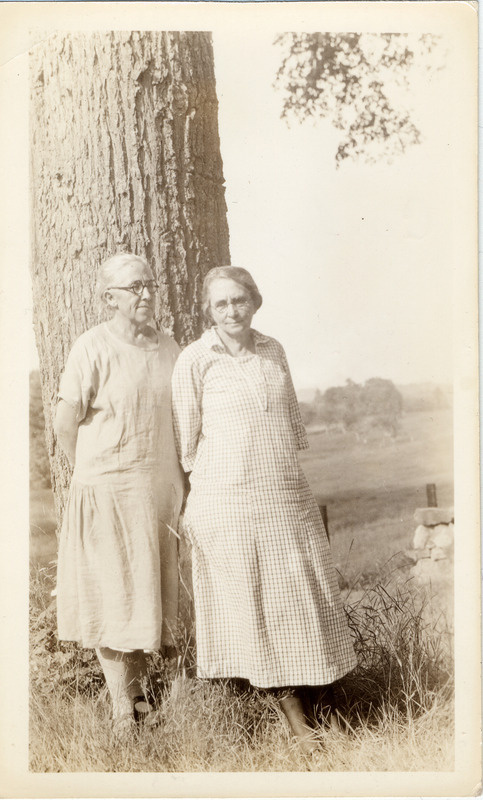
[107,280,159,296]
[211,298,252,315]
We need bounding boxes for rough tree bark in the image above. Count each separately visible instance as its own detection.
[30,31,230,520]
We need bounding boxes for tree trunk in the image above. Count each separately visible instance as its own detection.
[30,31,230,520]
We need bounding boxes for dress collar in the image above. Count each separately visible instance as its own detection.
[201,326,270,353]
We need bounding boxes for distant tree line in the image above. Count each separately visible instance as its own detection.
[299,378,403,437]
[401,385,452,413]
[30,371,451,490]
[299,378,451,437]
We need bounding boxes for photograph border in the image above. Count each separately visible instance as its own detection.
[0,1,479,797]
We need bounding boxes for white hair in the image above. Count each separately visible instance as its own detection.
[96,253,150,301]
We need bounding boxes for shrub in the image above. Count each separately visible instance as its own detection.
[340,582,453,725]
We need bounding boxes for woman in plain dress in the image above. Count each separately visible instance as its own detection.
[171,266,356,755]
[54,253,184,735]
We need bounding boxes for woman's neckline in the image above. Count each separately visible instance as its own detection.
[104,321,160,351]
[213,327,257,359]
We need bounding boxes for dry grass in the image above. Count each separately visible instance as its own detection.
[29,676,453,773]
[29,408,454,772]
[29,561,454,773]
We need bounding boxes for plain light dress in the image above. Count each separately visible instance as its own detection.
[56,322,184,651]
[172,327,357,688]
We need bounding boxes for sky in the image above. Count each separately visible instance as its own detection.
[212,30,458,392]
[24,20,471,396]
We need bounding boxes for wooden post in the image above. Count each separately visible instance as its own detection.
[426,483,438,507]
[319,504,329,541]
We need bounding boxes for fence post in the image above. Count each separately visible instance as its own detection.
[426,483,438,507]
[319,504,329,541]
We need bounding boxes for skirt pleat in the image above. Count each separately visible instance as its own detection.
[57,478,180,650]
[184,478,357,688]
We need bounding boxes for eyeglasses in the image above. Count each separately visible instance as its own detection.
[211,299,251,314]
[108,280,159,296]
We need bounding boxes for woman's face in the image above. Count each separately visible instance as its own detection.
[208,278,255,336]
[106,261,156,326]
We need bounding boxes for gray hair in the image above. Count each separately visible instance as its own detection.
[96,253,150,301]
[201,266,263,325]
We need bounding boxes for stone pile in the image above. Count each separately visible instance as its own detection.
[408,506,454,584]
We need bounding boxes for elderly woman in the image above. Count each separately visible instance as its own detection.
[171,266,357,754]
[54,253,183,735]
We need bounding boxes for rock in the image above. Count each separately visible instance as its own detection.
[414,507,454,526]
[430,524,454,549]
[410,560,434,580]
[413,525,429,549]
[410,557,453,582]
[431,547,448,561]
[413,525,431,549]
[406,547,431,560]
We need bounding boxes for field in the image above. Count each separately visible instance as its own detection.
[29,408,454,772]
[299,408,453,588]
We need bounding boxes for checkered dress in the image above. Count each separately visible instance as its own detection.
[172,327,357,688]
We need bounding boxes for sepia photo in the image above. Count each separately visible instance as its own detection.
[0,1,479,797]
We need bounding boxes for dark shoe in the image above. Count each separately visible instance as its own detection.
[160,644,178,661]
[133,693,162,728]
[133,693,154,720]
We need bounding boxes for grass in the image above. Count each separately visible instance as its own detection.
[29,676,453,773]
[30,560,454,772]
[30,489,58,566]
[299,408,453,586]
[29,408,454,772]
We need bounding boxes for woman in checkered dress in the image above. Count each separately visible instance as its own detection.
[172,266,356,752]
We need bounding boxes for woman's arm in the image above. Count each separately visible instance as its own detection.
[279,345,309,450]
[54,399,79,467]
[171,351,203,473]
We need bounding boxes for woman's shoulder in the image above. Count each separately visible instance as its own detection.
[252,329,285,354]
[157,328,179,349]
[177,335,210,361]
[61,325,108,377]
[172,335,216,379]
[156,329,181,360]
[67,323,107,356]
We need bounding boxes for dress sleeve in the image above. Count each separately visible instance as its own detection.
[58,336,96,424]
[279,344,309,451]
[171,349,203,472]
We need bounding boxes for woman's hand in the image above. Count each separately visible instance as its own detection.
[54,399,79,467]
